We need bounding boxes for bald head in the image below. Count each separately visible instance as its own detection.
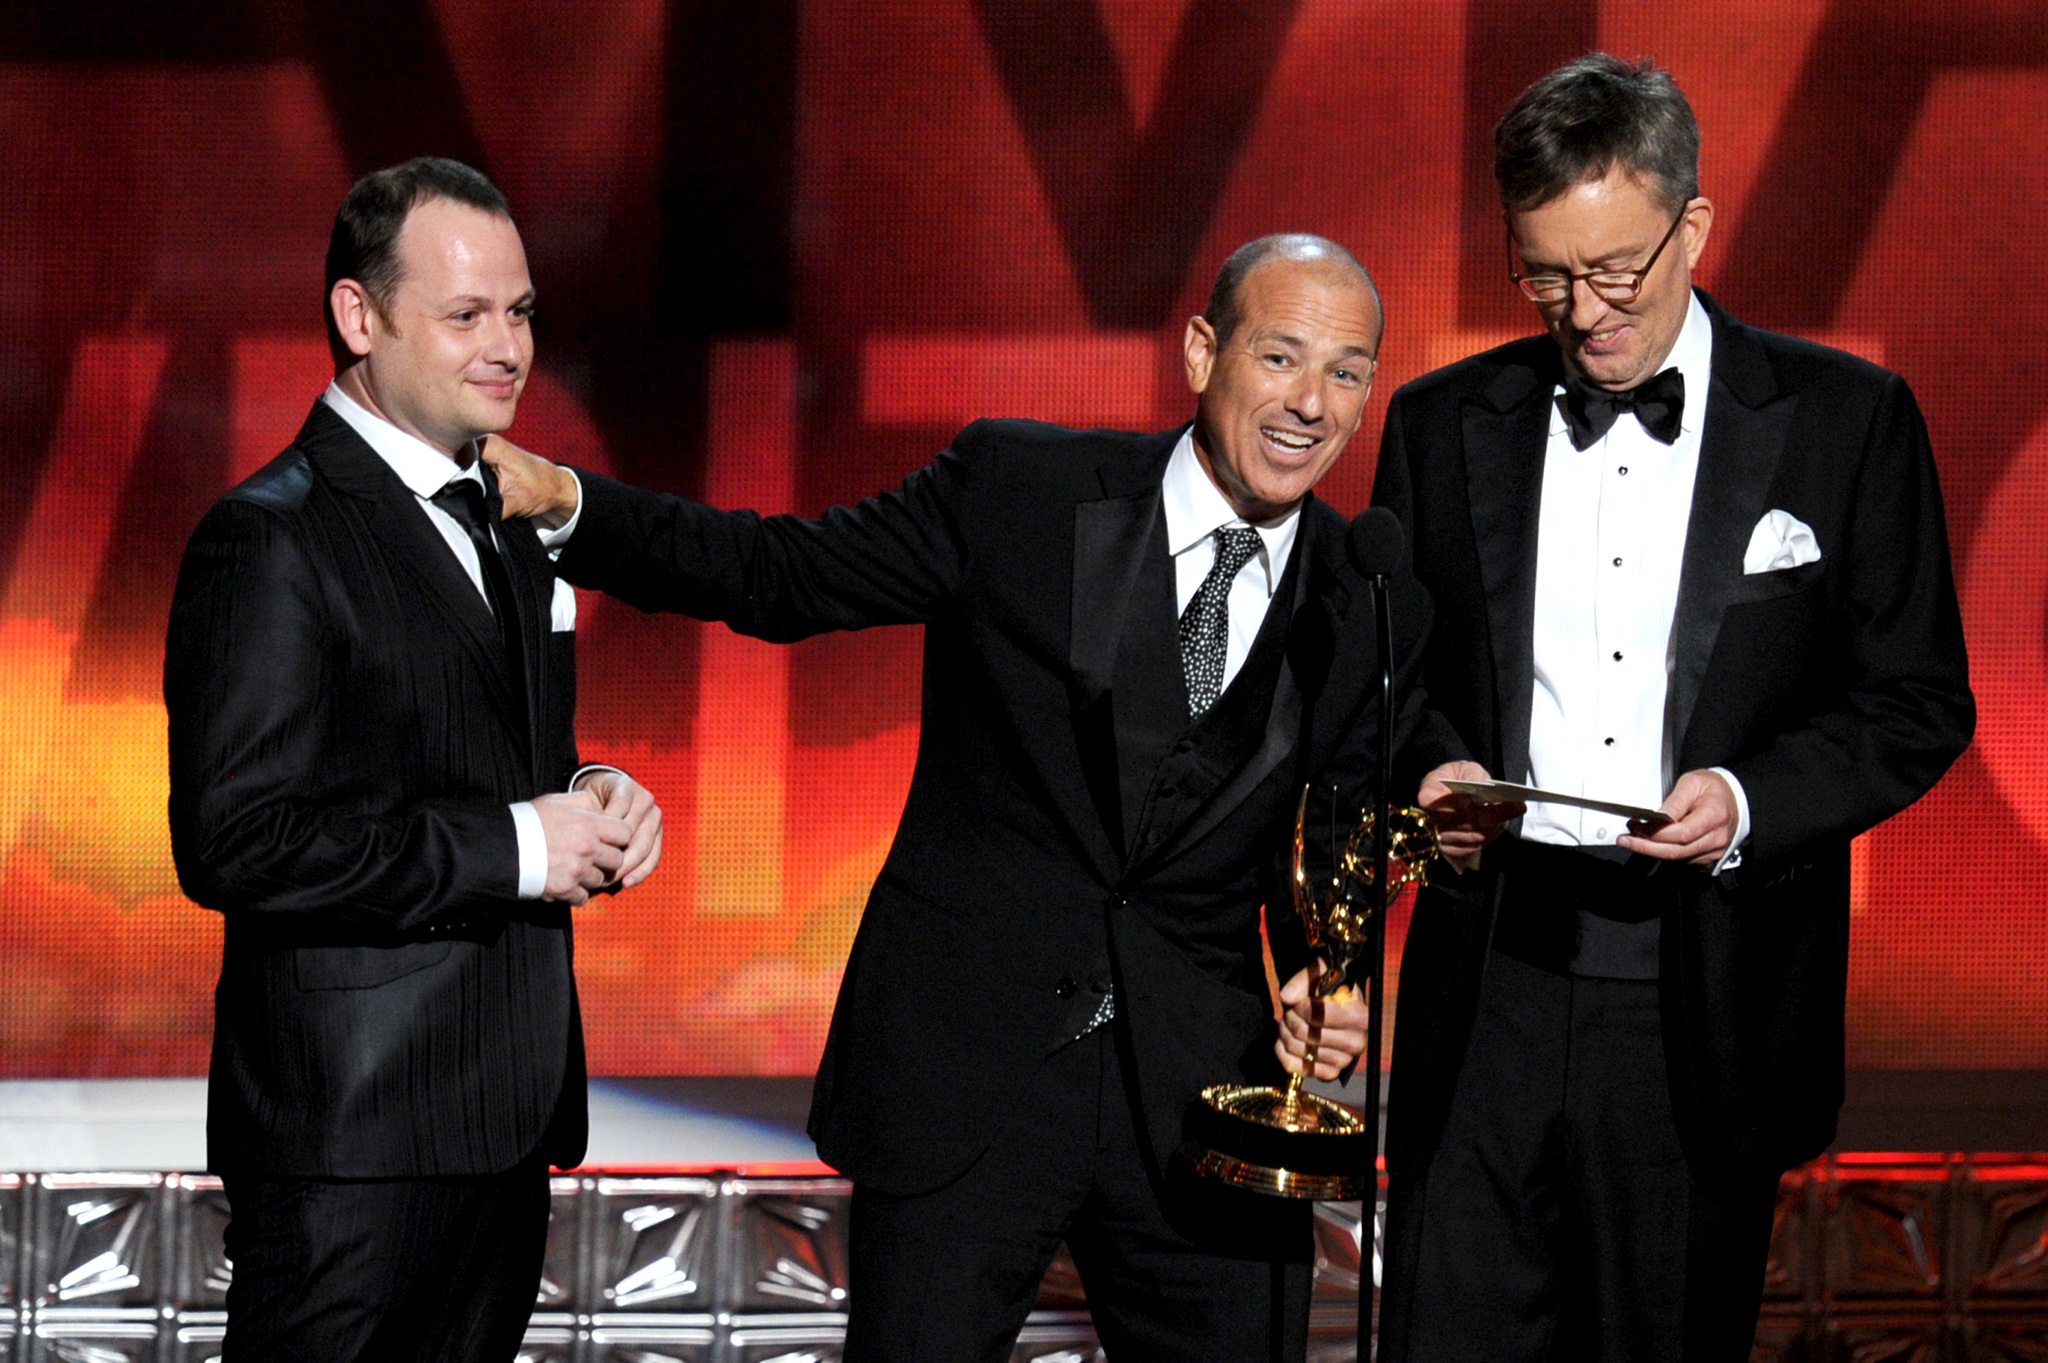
[1204,234,1384,351]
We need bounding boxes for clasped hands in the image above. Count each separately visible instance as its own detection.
[532,769,664,905]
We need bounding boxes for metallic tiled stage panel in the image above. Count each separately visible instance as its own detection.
[0,1158,2040,1360]
[1757,1154,2048,1360]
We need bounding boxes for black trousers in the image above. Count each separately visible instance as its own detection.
[843,1025,1312,1363]
[1379,950,1779,1363]
[219,1158,551,1363]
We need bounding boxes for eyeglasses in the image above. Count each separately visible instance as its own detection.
[1508,204,1688,306]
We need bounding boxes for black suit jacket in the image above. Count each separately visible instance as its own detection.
[556,419,1438,1196]
[165,402,588,1179]
[1371,291,1974,1186]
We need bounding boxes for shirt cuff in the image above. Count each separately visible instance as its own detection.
[510,801,548,899]
[535,468,583,557]
[570,763,625,794]
[1708,766,1751,874]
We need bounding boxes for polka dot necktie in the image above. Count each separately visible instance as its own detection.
[1178,526,1263,717]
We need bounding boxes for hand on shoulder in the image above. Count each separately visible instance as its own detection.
[481,434,579,527]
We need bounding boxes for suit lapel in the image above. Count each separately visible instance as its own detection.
[299,405,530,750]
[1667,296,1796,758]
[1463,358,1556,781]
[1108,514,1187,852]
[1135,502,1333,874]
[1069,437,1177,875]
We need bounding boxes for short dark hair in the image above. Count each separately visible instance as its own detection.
[1204,233,1383,350]
[1494,53,1700,213]
[324,157,511,364]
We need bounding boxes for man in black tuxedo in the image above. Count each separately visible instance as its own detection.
[165,158,663,1361]
[1370,56,1974,1361]
[485,234,1476,1361]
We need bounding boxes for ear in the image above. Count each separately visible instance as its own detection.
[329,279,378,359]
[1183,314,1219,396]
[1680,197,1715,272]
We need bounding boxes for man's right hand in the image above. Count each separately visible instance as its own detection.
[1418,760,1523,867]
[481,434,580,527]
[532,791,632,904]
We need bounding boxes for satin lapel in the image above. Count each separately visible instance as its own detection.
[1463,363,1553,781]
[1069,478,1163,871]
[1137,503,1330,873]
[1667,303,1795,758]
[486,466,550,782]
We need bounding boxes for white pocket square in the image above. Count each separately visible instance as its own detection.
[1742,509,1821,574]
[550,578,577,631]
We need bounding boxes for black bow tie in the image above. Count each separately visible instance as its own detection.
[1561,368,1684,450]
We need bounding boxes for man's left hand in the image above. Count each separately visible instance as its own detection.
[1617,768,1737,868]
[572,768,665,889]
[1274,964,1372,1080]
[1419,759,1523,867]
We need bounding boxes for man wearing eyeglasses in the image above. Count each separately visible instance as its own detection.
[1370,54,1973,1361]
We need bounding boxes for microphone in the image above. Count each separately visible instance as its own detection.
[1345,506,1405,580]
[1347,503,1403,1354]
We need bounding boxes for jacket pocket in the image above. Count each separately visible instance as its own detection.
[1727,559,1824,605]
[294,940,452,991]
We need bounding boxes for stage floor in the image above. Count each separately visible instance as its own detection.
[0,1074,2041,1361]
[0,1070,2040,1172]
[0,1076,819,1172]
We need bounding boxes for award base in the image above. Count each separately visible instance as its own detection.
[1180,1084,1373,1201]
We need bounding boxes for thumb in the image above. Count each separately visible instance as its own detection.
[1668,771,1710,815]
[481,435,545,518]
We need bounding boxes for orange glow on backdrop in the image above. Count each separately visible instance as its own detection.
[0,0,2043,1077]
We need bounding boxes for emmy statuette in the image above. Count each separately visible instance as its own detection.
[1181,786,1439,1199]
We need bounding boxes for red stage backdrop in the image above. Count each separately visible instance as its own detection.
[0,0,2042,1078]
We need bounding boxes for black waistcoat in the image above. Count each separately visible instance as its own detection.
[1054,510,1303,1039]
[1116,515,1303,861]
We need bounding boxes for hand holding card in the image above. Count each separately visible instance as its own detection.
[1440,778,1674,829]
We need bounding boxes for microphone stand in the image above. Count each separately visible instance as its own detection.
[1359,568,1393,1360]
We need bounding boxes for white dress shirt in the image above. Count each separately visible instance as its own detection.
[322,383,567,898]
[1160,430,1300,695]
[1522,292,1750,870]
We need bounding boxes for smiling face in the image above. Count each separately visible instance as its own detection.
[1509,165,1712,391]
[331,196,534,457]
[1183,258,1381,523]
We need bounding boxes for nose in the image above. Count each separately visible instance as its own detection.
[479,312,528,370]
[1567,277,1612,334]
[1286,367,1326,424]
